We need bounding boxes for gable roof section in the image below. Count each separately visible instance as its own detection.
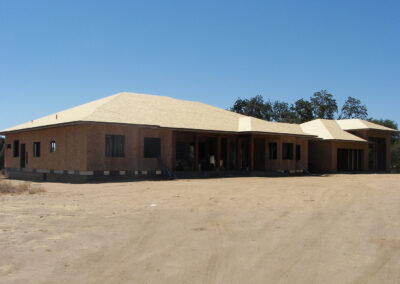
[300,119,366,142]
[336,119,398,132]
[0,92,313,137]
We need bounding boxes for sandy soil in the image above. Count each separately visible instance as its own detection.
[0,174,399,284]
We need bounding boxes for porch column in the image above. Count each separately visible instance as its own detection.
[250,135,254,171]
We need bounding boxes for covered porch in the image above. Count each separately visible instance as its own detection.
[172,131,258,172]
[172,131,285,172]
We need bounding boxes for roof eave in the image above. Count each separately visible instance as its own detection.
[0,121,317,138]
[314,138,367,143]
[239,131,316,138]
[343,128,398,133]
[0,121,163,135]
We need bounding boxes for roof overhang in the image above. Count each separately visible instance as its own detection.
[310,138,367,143]
[344,128,399,133]
[238,131,316,138]
[0,121,317,138]
[0,121,161,135]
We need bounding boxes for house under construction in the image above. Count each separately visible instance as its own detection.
[0,92,396,181]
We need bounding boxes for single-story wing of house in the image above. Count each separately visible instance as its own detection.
[0,92,397,181]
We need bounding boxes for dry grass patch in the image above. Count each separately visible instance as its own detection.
[0,181,45,195]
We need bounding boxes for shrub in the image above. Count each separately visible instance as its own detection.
[0,181,45,195]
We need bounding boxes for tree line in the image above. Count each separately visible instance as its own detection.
[230,90,399,171]
[230,90,369,123]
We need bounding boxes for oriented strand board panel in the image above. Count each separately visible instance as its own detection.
[86,124,174,171]
[4,125,88,171]
[301,119,366,142]
[336,119,397,132]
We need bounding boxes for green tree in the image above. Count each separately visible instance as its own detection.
[246,96,273,121]
[272,100,297,123]
[339,96,368,119]
[231,95,273,121]
[310,90,338,119]
[367,118,398,130]
[291,99,314,123]
[231,98,247,114]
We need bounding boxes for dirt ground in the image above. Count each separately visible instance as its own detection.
[0,174,399,284]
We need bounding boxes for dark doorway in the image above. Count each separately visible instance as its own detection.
[175,141,195,171]
[20,144,26,168]
[254,138,265,170]
[241,139,249,170]
[337,149,363,171]
[229,141,237,170]
[221,138,227,169]
[198,137,217,171]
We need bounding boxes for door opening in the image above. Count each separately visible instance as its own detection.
[20,144,26,168]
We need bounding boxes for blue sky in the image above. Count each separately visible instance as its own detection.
[1,0,399,130]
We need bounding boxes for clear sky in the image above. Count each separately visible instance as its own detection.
[1,0,399,131]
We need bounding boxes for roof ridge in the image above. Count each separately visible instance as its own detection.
[359,119,369,128]
[117,92,245,117]
[81,92,123,121]
[330,119,367,140]
[318,119,335,139]
[333,119,343,130]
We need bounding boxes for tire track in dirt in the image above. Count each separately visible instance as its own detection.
[246,185,361,283]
